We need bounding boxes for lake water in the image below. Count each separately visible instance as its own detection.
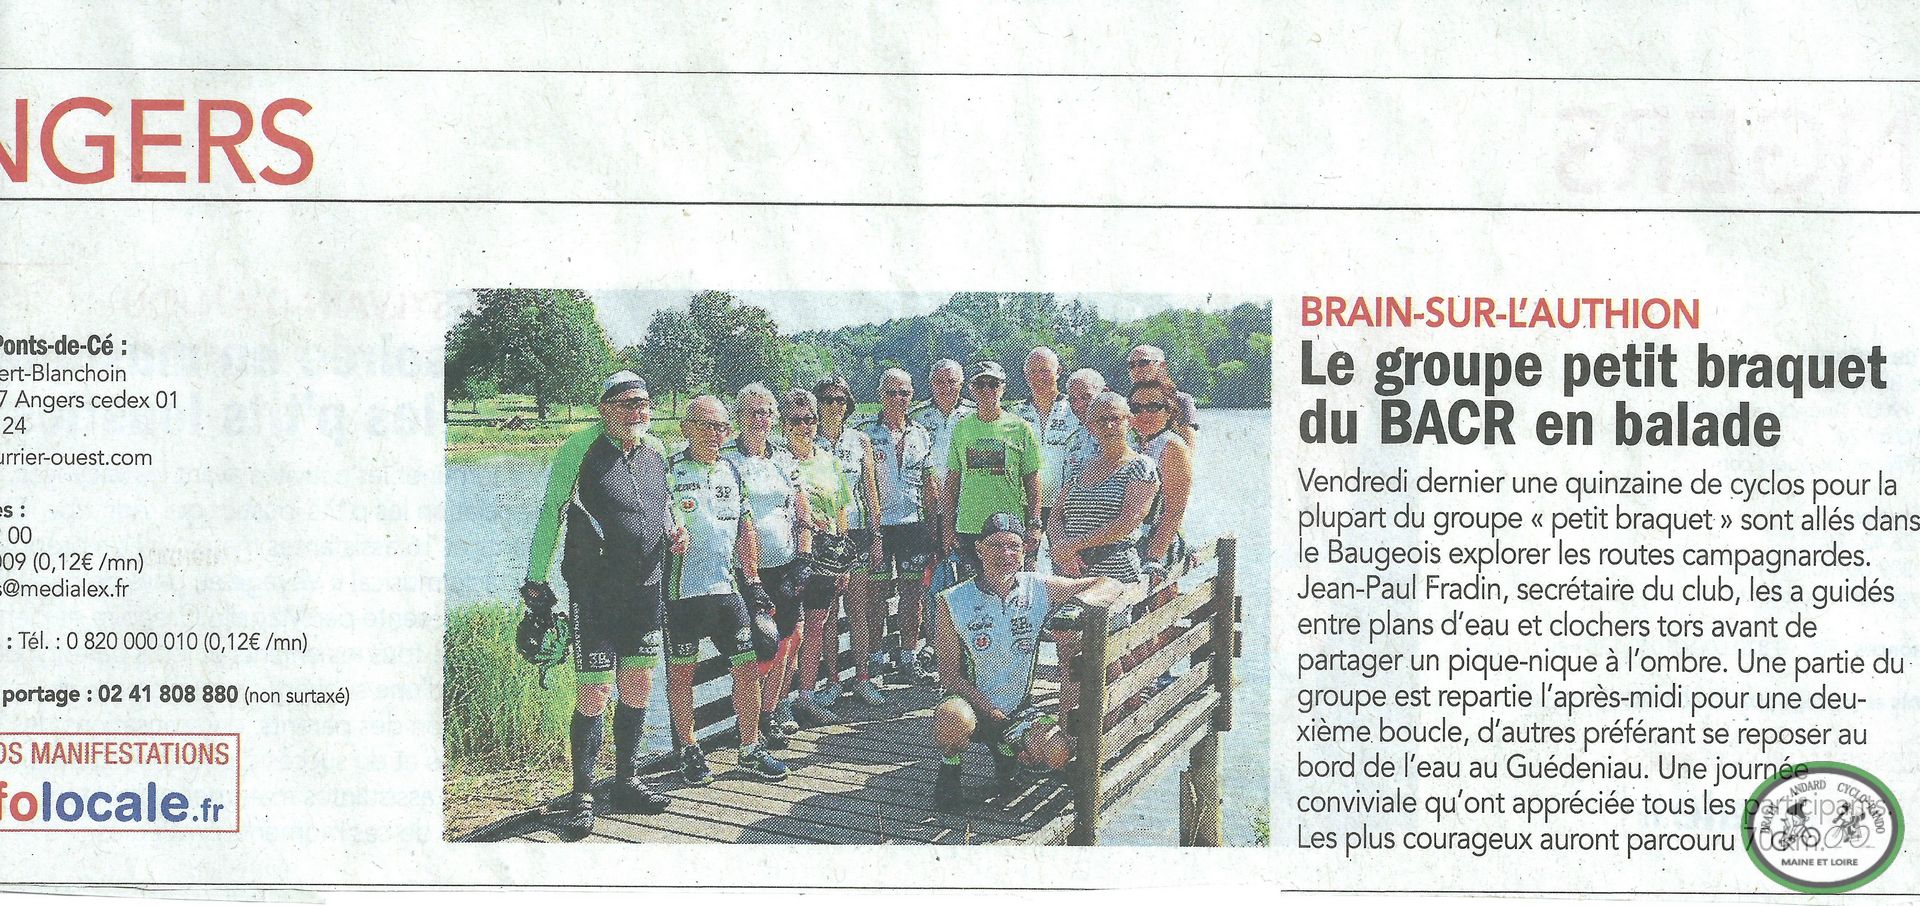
[446,408,1272,845]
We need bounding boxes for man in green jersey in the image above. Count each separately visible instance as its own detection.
[664,395,790,784]
[521,371,681,839]
[942,362,1043,575]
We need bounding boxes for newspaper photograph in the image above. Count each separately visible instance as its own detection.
[444,290,1270,846]
[5,1,1920,900]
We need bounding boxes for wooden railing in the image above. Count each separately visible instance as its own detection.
[1064,535,1240,846]
[656,587,921,757]
[653,537,1243,849]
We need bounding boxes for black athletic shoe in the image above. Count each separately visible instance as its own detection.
[934,761,964,811]
[679,745,713,786]
[608,778,670,814]
[991,749,1023,800]
[760,713,790,750]
[555,792,595,840]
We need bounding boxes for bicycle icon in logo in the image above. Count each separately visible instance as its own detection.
[1759,797,1873,851]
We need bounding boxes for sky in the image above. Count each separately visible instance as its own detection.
[446,289,1268,347]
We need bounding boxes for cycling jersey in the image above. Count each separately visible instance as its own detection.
[819,425,874,530]
[860,416,934,526]
[1061,423,1100,488]
[525,426,674,589]
[1011,397,1078,505]
[938,572,1055,715]
[666,452,751,601]
[909,399,974,484]
[720,441,801,568]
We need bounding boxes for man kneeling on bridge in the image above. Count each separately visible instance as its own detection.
[930,513,1119,809]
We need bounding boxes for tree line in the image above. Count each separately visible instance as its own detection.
[446,289,1272,418]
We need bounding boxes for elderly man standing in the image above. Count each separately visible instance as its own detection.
[1126,344,1199,450]
[520,371,678,839]
[910,359,974,524]
[862,368,938,683]
[1011,347,1079,539]
[1059,367,1107,488]
[664,395,789,785]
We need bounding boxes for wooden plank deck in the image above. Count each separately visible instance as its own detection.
[461,538,1237,847]
[464,670,1078,845]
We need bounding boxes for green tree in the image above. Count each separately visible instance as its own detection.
[444,325,497,417]
[1212,360,1260,407]
[786,341,837,390]
[710,302,788,396]
[1245,331,1272,404]
[448,288,615,421]
[628,308,710,412]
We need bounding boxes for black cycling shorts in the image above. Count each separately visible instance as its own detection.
[802,568,840,612]
[943,695,1036,748]
[666,592,754,667]
[760,560,808,636]
[870,522,935,579]
[571,581,665,683]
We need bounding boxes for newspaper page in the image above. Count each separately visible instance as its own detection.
[2,2,1917,899]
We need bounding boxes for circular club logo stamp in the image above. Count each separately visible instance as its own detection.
[1744,762,1903,893]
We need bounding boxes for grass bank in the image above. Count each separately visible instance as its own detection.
[443,602,581,838]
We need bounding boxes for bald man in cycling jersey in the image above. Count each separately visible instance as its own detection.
[929,513,1119,808]
[665,395,790,785]
[521,371,681,839]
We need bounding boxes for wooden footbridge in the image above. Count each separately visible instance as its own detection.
[461,537,1241,845]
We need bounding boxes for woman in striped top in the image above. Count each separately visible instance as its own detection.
[1046,391,1159,584]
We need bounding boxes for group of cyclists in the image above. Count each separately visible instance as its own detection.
[518,345,1200,839]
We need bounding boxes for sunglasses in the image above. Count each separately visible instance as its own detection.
[820,396,850,406]
[783,415,818,426]
[605,396,652,412]
[742,407,775,418]
[1129,401,1169,414]
[1091,414,1127,427]
[884,388,914,398]
[683,419,731,433]
[1127,359,1159,369]
[971,378,1003,388]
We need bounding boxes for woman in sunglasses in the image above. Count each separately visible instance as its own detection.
[1046,390,1158,584]
[779,388,857,726]
[813,375,887,707]
[1127,379,1193,579]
